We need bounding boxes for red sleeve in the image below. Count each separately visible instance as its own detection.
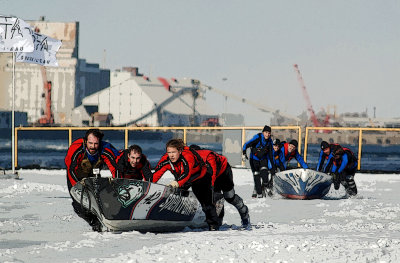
[101,145,120,178]
[176,150,205,187]
[152,154,171,183]
[64,138,85,187]
[115,150,127,178]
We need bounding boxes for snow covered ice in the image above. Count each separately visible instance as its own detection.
[1,169,400,262]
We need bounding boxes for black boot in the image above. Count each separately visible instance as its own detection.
[333,173,340,190]
[88,215,103,232]
[209,224,219,231]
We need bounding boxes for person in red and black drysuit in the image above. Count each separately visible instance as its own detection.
[280,139,308,169]
[116,144,152,181]
[317,141,358,196]
[152,139,220,231]
[64,129,120,231]
[190,145,250,228]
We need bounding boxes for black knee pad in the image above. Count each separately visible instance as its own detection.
[223,189,235,201]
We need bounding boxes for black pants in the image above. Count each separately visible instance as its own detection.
[191,175,220,228]
[340,166,358,196]
[250,158,271,195]
[214,164,249,222]
[214,164,235,193]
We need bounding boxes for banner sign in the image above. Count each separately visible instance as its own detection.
[0,15,34,52]
[16,32,62,66]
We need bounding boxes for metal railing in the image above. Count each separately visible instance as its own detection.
[15,125,400,171]
[14,126,302,168]
[304,126,400,171]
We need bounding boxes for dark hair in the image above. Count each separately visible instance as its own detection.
[334,148,344,159]
[262,125,271,133]
[189,144,202,150]
[289,139,298,148]
[128,144,142,155]
[166,139,185,151]
[321,141,330,150]
[84,129,104,142]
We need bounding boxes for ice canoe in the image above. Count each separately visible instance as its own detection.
[70,177,210,232]
[274,168,332,199]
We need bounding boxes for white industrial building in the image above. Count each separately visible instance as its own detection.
[0,18,110,125]
[72,69,218,127]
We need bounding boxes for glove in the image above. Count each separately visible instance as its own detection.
[167,181,179,188]
[242,151,248,162]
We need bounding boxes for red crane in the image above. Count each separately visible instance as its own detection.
[38,66,54,125]
[293,64,320,127]
[34,26,54,125]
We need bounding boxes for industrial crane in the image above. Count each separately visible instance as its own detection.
[293,64,320,127]
[33,26,54,125]
[123,78,300,126]
[37,66,54,125]
[203,84,300,123]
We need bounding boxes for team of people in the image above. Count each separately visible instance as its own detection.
[65,129,250,232]
[65,127,358,232]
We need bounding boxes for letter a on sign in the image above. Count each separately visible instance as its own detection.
[0,15,34,53]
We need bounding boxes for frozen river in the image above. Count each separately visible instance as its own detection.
[1,169,399,262]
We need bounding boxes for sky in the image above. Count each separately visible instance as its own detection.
[2,0,400,125]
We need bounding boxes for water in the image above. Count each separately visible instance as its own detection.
[0,130,222,169]
[0,130,398,172]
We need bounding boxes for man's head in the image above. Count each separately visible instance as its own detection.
[128,145,143,168]
[262,125,271,140]
[288,139,298,153]
[273,138,281,152]
[321,141,330,155]
[334,148,344,160]
[166,139,184,163]
[189,144,201,150]
[84,129,104,155]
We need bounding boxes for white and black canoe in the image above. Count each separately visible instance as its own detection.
[70,177,218,232]
[274,168,332,199]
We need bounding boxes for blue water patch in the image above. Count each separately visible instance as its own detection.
[0,130,222,169]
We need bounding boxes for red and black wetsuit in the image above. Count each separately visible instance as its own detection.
[116,150,153,181]
[64,137,120,230]
[64,138,119,191]
[152,146,219,229]
[195,149,227,186]
[194,148,249,223]
[152,146,207,188]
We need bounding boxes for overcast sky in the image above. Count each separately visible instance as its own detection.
[2,0,399,125]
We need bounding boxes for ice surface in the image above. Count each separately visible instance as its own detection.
[1,169,399,262]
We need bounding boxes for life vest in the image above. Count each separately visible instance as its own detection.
[76,152,103,180]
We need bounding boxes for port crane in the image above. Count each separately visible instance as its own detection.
[123,78,300,126]
[35,27,54,125]
[37,66,54,125]
[203,84,300,123]
[293,64,329,127]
